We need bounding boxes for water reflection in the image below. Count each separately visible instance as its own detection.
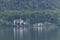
[0,26,59,40]
[0,27,14,40]
[13,27,29,40]
[33,27,43,32]
[13,26,58,40]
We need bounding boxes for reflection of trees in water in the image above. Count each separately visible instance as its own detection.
[33,22,58,32]
[43,22,58,32]
[13,23,58,40]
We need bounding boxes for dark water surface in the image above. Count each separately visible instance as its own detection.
[0,26,60,40]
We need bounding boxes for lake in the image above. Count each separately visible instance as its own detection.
[0,26,60,40]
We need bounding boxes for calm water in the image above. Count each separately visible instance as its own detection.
[0,26,60,40]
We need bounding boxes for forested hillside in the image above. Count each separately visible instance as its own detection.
[0,0,60,27]
[0,0,60,10]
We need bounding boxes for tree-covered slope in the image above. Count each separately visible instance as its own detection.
[0,0,60,10]
[0,0,60,27]
[0,10,60,27]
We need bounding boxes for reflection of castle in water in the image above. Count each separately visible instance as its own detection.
[13,20,57,40]
[13,27,29,40]
[13,18,58,40]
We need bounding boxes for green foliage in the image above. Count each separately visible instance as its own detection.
[0,0,60,10]
[0,0,60,27]
[0,9,60,27]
